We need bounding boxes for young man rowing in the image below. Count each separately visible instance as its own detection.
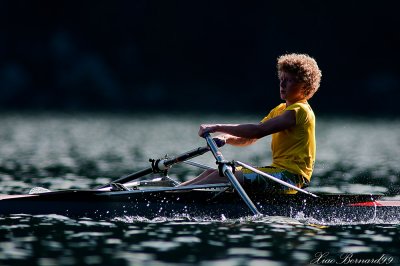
[180,53,322,193]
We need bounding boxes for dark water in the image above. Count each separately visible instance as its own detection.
[1,113,400,266]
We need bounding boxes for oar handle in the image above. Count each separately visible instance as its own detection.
[204,134,224,162]
[204,133,261,216]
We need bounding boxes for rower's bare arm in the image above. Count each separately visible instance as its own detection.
[256,110,296,137]
[199,110,296,140]
[219,134,257,147]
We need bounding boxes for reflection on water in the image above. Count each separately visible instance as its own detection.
[0,214,399,266]
[0,113,400,265]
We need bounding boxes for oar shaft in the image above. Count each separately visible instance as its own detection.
[204,134,261,216]
[235,161,318,198]
[183,160,214,170]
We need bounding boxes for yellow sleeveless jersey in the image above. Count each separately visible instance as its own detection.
[260,101,316,181]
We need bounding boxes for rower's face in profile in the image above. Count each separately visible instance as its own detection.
[279,72,306,104]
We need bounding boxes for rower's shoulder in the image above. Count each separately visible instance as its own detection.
[287,102,314,116]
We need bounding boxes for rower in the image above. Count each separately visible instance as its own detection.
[179,53,322,196]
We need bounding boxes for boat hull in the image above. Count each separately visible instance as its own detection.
[1,189,399,223]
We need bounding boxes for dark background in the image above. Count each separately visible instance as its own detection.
[1,1,399,115]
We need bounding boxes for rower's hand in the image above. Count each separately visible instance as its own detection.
[212,136,226,148]
[198,124,217,137]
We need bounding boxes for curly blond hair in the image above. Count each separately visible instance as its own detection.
[277,53,322,99]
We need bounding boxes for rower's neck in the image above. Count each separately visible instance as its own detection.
[286,99,307,107]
